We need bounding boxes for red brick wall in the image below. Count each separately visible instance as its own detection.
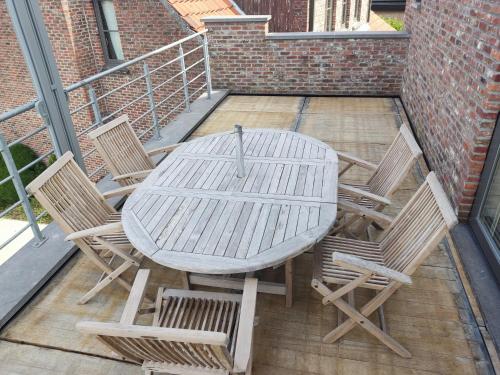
[0,0,205,177]
[401,1,500,220]
[205,17,409,95]
[234,0,310,32]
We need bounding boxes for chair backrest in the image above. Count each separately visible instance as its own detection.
[76,322,234,371]
[368,124,423,197]
[26,152,115,235]
[88,114,154,185]
[380,172,458,274]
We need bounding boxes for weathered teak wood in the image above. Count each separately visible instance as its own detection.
[77,270,258,375]
[122,129,338,306]
[334,124,422,235]
[26,152,141,304]
[312,172,458,358]
[88,114,180,186]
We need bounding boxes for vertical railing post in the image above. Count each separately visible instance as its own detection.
[178,44,191,112]
[36,100,62,158]
[6,0,85,170]
[0,134,45,246]
[88,86,102,127]
[202,34,212,99]
[143,62,161,139]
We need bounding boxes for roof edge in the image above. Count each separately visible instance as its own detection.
[202,15,271,23]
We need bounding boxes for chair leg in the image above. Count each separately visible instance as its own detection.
[245,344,254,375]
[378,303,387,333]
[312,279,410,358]
[336,285,344,326]
[285,258,293,307]
[78,260,134,304]
[330,298,411,358]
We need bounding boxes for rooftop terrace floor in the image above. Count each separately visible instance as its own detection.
[0,96,491,374]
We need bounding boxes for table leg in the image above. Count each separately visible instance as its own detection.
[181,271,190,290]
[285,258,293,308]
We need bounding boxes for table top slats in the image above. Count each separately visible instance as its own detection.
[192,200,228,254]
[122,129,338,274]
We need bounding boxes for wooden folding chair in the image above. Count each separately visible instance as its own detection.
[312,172,457,357]
[88,114,180,186]
[26,152,141,304]
[334,124,422,235]
[77,269,258,375]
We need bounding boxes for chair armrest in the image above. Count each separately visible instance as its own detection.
[102,183,141,199]
[337,151,378,171]
[338,199,393,228]
[338,183,391,206]
[113,169,153,182]
[120,269,151,325]
[332,252,412,285]
[146,143,182,157]
[233,278,258,373]
[65,222,123,242]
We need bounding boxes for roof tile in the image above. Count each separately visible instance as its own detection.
[167,0,241,31]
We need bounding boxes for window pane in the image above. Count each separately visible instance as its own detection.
[99,0,124,60]
[480,158,500,248]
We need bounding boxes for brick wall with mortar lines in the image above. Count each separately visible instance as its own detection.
[401,0,500,220]
[234,0,310,32]
[204,18,409,95]
[0,0,205,178]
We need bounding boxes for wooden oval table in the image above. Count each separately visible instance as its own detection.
[122,128,338,306]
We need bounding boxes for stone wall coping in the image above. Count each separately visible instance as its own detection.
[267,31,410,40]
[202,15,271,23]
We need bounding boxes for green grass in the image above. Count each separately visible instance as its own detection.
[383,17,404,31]
[0,144,51,223]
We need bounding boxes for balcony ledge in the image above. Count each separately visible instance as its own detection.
[267,31,410,40]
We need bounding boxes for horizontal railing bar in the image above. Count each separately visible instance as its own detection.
[35,210,48,221]
[129,107,155,126]
[148,44,204,76]
[157,100,185,124]
[8,124,47,147]
[82,147,97,159]
[96,72,148,101]
[155,85,185,109]
[17,150,54,174]
[0,174,14,186]
[70,101,93,115]
[101,91,150,122]
[65,30,206,92]
[148,55,183,75]
[0,200,23,220]
[0,100,37,122]
[76,121,101,138]
[88,164,106,178]
[188,82,207,100]
[152,70,184,92]
[0,222,31,252]
[138,123,158,140]
[186,71,206,86]
[185,58,205,72]
[182,44,204,58]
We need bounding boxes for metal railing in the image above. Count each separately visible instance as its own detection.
[0,30,212,253]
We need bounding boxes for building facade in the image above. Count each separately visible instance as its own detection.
[311,0,371,31]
